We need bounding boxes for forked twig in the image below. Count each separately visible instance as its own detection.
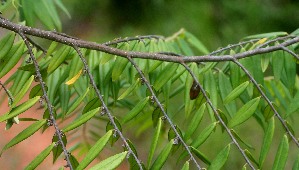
[0,81,14,105]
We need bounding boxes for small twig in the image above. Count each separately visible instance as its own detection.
[209,39,260,55]
[279,46,299,60]
[126,56,202,170]
[18,32,74,170]
[180,62,256,170]
[0,81,14,104]
[256,35,297,49]
[25,35,47,54]
[72,45,144,170]
[232,59,299,147]
[103,35,164,46]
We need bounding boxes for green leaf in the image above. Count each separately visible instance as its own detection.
[204,70,217,121]
[0,96,40,122]
[224,81,249,104]
[0,119,46,156]
[185,31,209,54]
[244,149,259,167]
[244,32,288,39]
[76,130,113,170]
[147,117,162,168]
[192,122,217,148]
[0,32,15,60]
[122,97,149,123]
[190,146,211,165]
[272,45,284,81]
[259,117,275,167]
[106,117,122,146]
[292,154,299,170]
[231,129,254,149]
[150,139,174,170]
[24,143,55,170]
[62,107,99,132]
[82,98,101,114]
[185,63,198,117]
[89,151,128,170]
[272,135,289,170]
[184,103,206,140]
[12,75,34,107]
[228,97,261,128]
[65,87,90,116]
[208,144,231,170]
[29,85,46,99]
[45,41,58,57]
[153,62,179,91]
[218,71,236,117]
[69,154,79,169]
[52,134,67,163]
[47,46,72,74]
[181,161,190,170]
[0,41,25,79]
[118,78,140,100]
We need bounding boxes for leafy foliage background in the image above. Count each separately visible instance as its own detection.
[0,0,299,170]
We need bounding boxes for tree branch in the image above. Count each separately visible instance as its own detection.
[0,81,13,105]
[0,17,298,63]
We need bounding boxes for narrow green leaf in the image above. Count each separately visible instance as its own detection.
[147,117,162,168]
[24,143,55,170]
[244,32,288,39]
[45,41,58,57]
[106,117,122,146]
[224,81,249,104]
[122,97,149,123]
[53,0,71,18]
[65,87,90,116]
[112,52,129,81]
[272,135,289,170]
[244,149,259,167]
[89,151,128,170]
[69,154,79,169]
[204,70,217,121]
[229,60,241,88]
[0,96,40,122]
[184,103,206,140]
[47,45,72,74]
[82,98,100,114]
[153,62,179,91]
[76,130,113,170]
[208,144,231,170]
[0,32,15,60]
[259,117,275,167]
[185,31,209,54]
[0,41,25,79]
[185,63,198,117]
[272,45,284,81]
[1,119,46,156]
[192,122,217,148]
[218,71,236,117]
[118,78,140,100]
[292,154,299,170]
[62,107,99,132]
[150,139,174,170]
[190,146,211,165]
[29,85,46,99]
[228,97,261,128]
[231,129,254,149]
[52,135,67,163]
[181,161,190,170]
[12,75,34,107]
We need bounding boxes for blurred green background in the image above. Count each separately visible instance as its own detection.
[62,0,299,51]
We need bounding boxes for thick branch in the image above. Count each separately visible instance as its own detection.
[0,18,298,63]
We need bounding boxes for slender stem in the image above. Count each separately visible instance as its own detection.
[0,81,14,104]
[103,35,164,46]
[180,62,256,170]
[126,56,202,169]
[72,45,144,169]
[233,59,299,147]
[18,32,74,170]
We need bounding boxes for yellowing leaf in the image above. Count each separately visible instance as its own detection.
[256,38,267,44]
[65,69,82,85]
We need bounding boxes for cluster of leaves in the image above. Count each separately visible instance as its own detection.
[1,0,299,169]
